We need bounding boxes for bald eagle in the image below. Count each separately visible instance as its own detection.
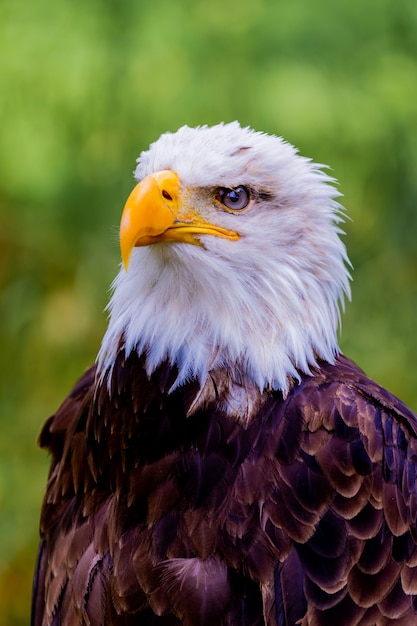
[32,123,417,626]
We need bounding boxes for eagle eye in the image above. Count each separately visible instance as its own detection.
[215,186,250,211]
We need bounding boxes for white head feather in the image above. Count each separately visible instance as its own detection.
[98,122,351,396]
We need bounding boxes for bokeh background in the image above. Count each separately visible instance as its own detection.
[1,0,417,622]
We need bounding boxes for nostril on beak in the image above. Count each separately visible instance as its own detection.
[162,190,173,201]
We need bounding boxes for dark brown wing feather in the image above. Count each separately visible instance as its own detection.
[32,353,417,625]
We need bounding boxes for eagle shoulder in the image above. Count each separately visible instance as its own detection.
[276,354,417,625]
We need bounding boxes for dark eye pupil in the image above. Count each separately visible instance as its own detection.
[216,185,250,211]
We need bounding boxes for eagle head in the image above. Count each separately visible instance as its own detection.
[98,122,351,400]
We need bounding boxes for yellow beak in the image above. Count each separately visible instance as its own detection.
[120,170,239,270]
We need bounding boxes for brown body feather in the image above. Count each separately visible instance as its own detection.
[32,354,417,625]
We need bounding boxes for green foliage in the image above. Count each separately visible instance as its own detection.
[1,0,417,621]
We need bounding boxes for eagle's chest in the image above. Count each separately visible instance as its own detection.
[86,354,322,620]
[94,370,303,579]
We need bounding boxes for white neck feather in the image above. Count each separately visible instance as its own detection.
[98,234,349,396]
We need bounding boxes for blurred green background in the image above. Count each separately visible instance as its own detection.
[1,0,417,623]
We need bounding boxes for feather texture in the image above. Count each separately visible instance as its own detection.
[32,354,417,625]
